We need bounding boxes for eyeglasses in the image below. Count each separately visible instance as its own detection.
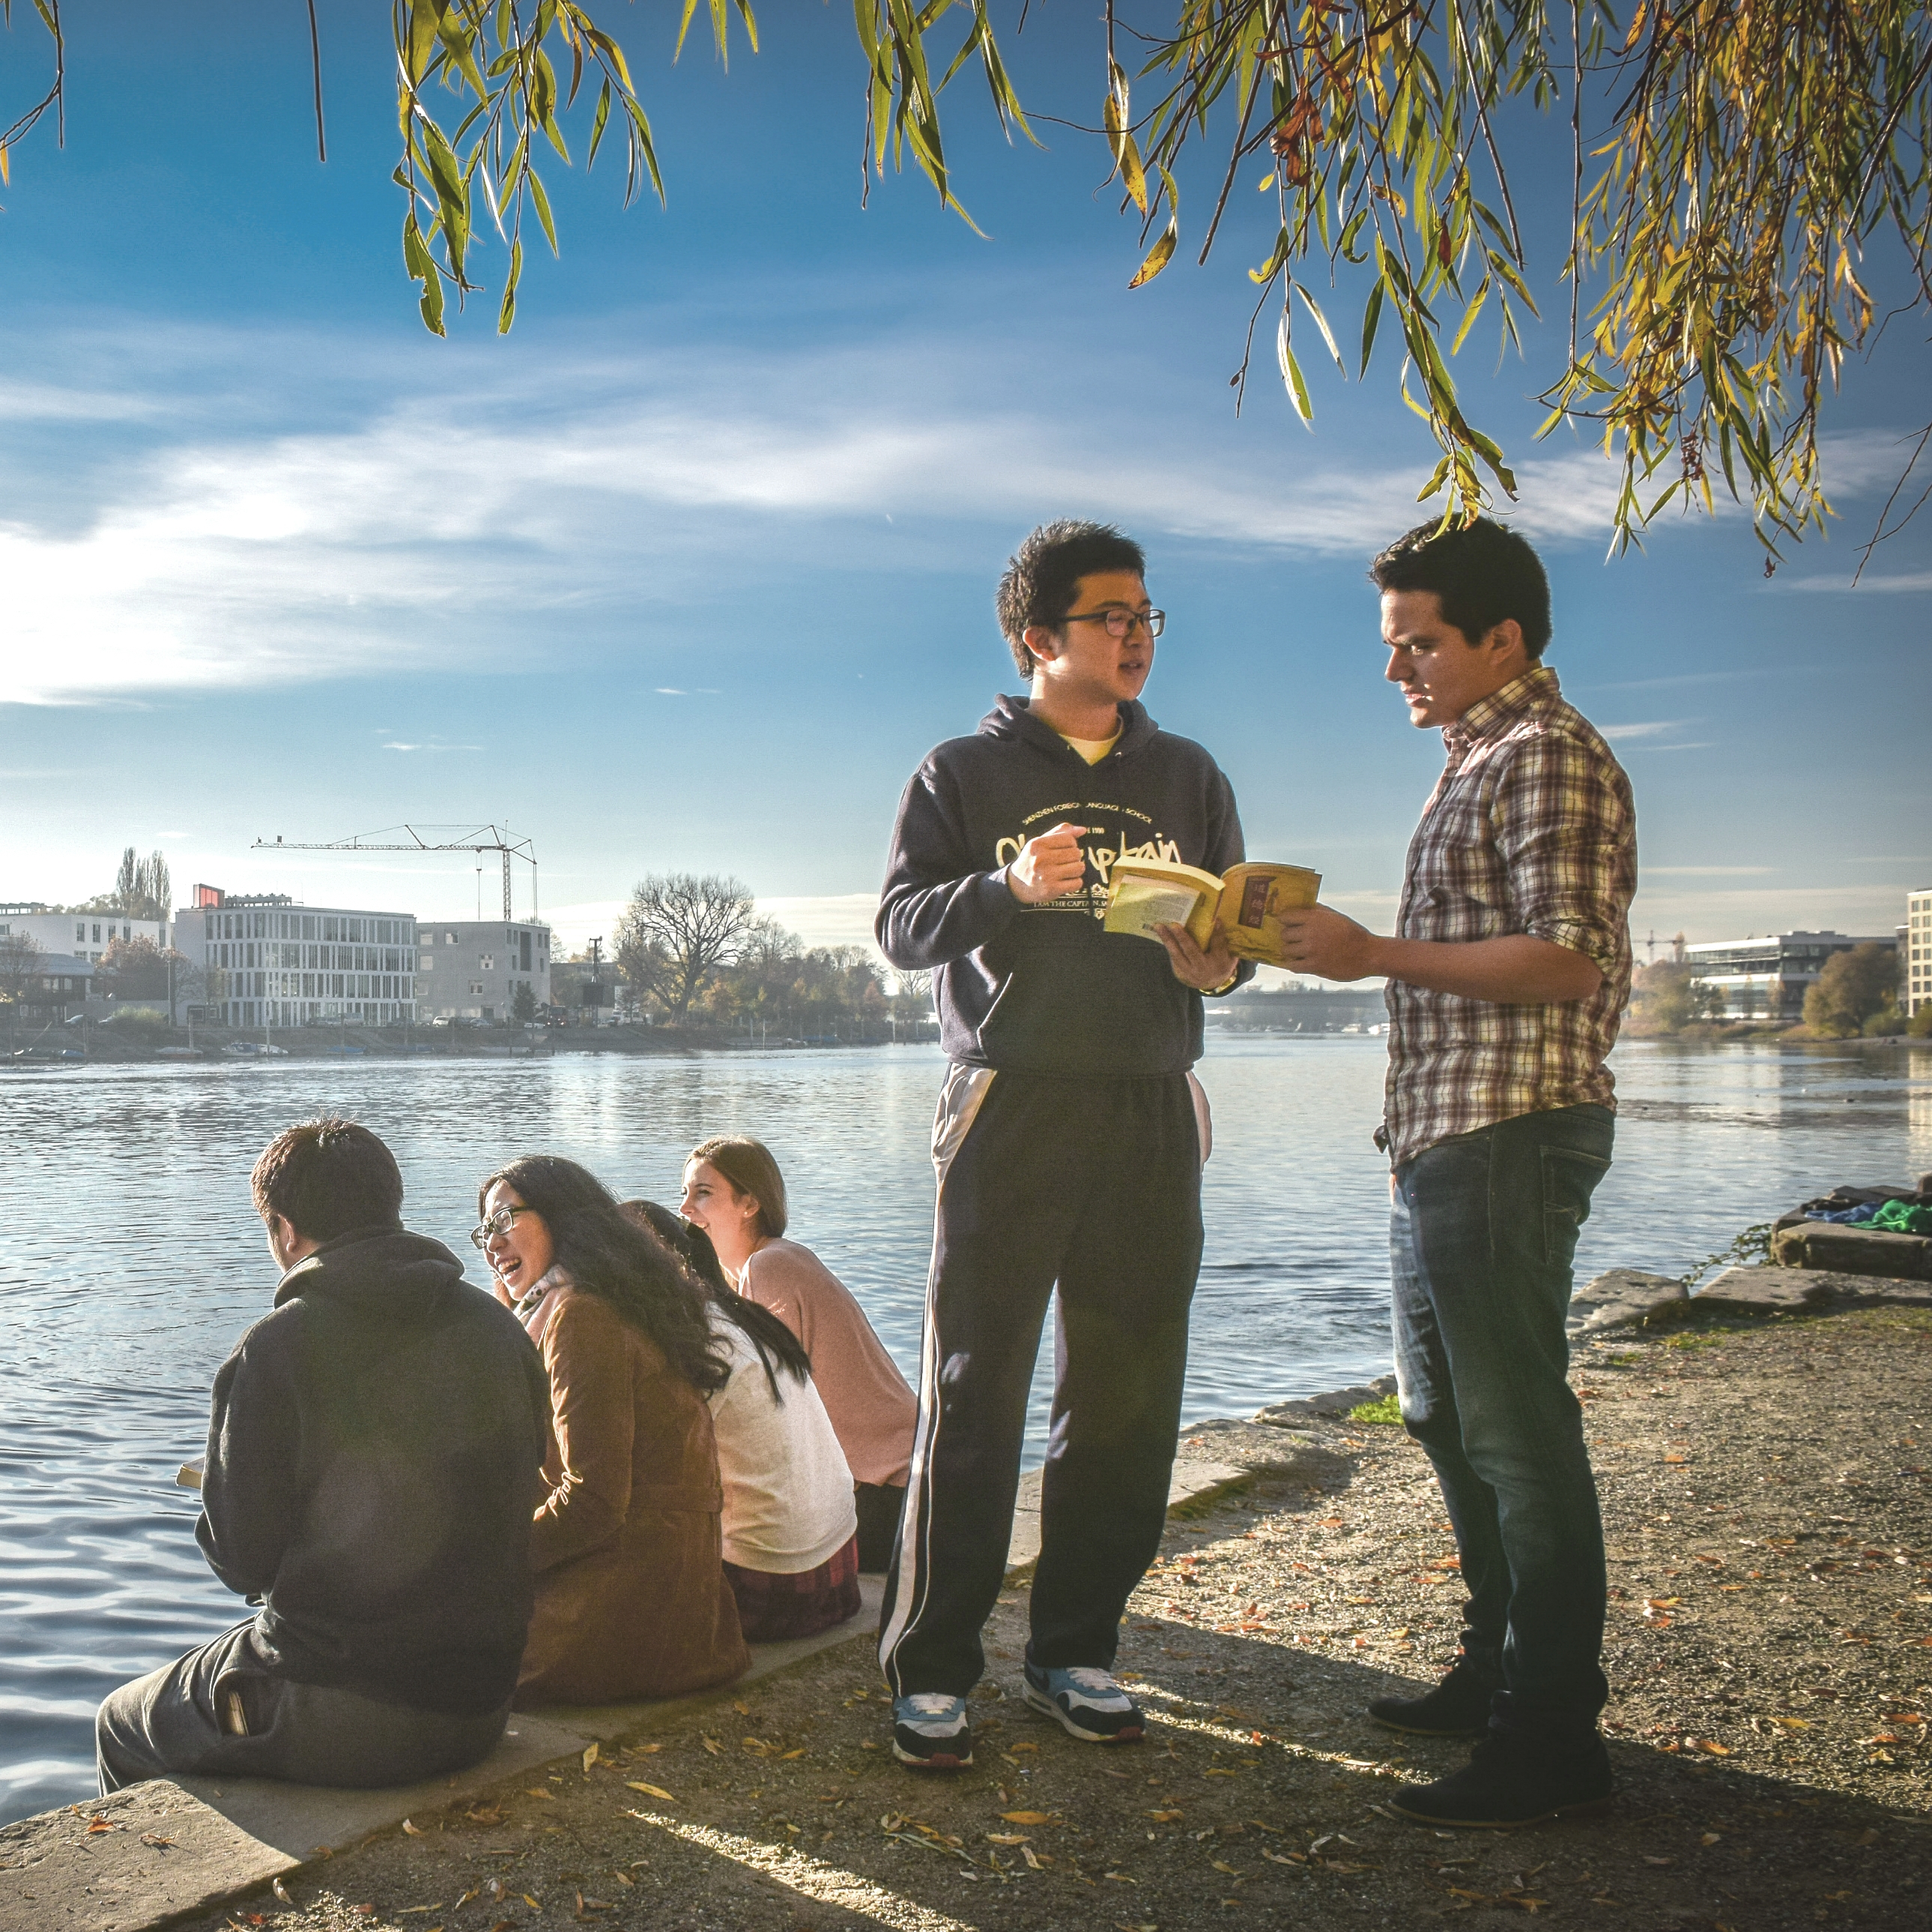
[1062,607,1165,640]
[470,1205,533,1250]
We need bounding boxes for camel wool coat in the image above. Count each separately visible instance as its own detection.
[515,1279,748,1706]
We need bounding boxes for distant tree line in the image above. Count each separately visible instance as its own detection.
[605,873,930,1041]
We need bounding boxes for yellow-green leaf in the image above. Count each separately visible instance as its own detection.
[1127,218,1176,290]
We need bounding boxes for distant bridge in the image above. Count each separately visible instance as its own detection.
[1211,987,1387,1032]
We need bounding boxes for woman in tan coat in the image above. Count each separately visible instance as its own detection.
[476,1156,748,1707]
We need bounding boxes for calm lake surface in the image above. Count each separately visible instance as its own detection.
[3,1032,1928,1823]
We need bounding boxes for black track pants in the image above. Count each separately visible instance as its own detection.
[878,1064,1206,1696]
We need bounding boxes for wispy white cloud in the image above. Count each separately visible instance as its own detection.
[381,739,483,753]
[1643,865,1774,876]
[1781,569,1932,593]
[1,326,1922,709]
[1598,719,1690,742]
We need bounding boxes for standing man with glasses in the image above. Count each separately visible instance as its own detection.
[1280,517,1635,1828]
[874,518,1252,1769]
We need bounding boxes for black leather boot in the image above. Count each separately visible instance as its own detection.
[1389,1695,1614,1829]
[1366,1648,1502,1736]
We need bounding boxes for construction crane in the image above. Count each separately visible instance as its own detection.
[252,824,539,923]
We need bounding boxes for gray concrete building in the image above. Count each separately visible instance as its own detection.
[1686,929,1898,1023]
[415,919,551,1023]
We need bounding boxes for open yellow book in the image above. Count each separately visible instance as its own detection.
[1103,859,1321,966]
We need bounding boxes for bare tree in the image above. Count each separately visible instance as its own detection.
[0,931,46,1004]
[616,873,756,1026]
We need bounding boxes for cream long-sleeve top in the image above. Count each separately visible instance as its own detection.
[705,1313,857,1574]
[737,1238,917,1489]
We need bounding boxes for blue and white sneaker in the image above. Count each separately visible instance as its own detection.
[1023,1662,1145,1743]
[891,1692,973,1769]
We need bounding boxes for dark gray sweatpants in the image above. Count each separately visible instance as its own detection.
[97,1622,509,1794]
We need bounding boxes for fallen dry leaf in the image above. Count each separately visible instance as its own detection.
[1146,1809,1184,1823]
[986,1832,1030,1845]
[401,1817,426,1835]
[626,1782,676,1803]
[700,1736,722,1755]
[272,1880,294,1905]
[1000,1810,1058,1825]
[581,1742,599,1773]
[522,1787,556,1802]
[1211,1858,1243,1874]
[1693,1739,1732,1756]
[140,1832,176,1848]
[85,1818,117,1835]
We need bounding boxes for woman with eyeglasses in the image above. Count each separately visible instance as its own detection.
[474,1157,748,1705]
[679,1137,915,1573]
[620,1195,862,1644]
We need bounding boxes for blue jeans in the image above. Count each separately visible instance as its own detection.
[1391,1104,1614,1727]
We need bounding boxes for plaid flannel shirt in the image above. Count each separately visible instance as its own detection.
[1382,664,1635,1168]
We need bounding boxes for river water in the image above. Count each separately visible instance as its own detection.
[2,1033,1928,1823]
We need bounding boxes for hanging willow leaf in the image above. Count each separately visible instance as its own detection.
[1277,310,1312,426]
[1128,218,1178,289]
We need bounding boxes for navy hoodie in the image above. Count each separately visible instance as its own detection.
[877,695,1251,1076]
[198,1226,550,1716]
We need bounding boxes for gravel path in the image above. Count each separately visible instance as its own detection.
[175,1304,1931,1932]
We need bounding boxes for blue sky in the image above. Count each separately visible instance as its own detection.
[3,3,1928,964]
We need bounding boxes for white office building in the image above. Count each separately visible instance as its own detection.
[172,888,417,1030]
[415,921,551,1023]
[1686,929,1899,1023]
[1909,889,1932,1020]
[0,903,170,962]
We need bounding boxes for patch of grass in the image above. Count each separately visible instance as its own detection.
[1664,1330,1726,1351]
[1348,1393,1402,1426]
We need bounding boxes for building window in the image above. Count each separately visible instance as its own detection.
[480,954,495,972]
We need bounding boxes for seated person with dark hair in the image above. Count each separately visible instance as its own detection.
[97,1118,550,1794]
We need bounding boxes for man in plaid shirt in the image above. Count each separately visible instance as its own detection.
[1282,518,1635,1829]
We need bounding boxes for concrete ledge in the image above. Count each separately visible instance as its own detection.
[0,1778,299,1932]
[171,1712,599,1862]
[1697,1264,1932,1313]
[1250,1374,1396,1428]
[527,1572,888,1745]
[1004,1459,1250,1572]
[1769,1221,1932,1281]
[1568,1268,1689,1335]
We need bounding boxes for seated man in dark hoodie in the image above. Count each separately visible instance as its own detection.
[97,1118,550,1793]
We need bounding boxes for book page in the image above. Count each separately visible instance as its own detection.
[1104,877,1208,942]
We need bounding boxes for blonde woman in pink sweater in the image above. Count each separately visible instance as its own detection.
[681,1136,917,1572]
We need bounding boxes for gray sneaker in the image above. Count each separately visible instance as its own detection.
[891,1692,972,1769]
[1023,1662,1145,1742]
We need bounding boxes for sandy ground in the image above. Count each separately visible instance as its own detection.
[172,1303,1931,1932]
